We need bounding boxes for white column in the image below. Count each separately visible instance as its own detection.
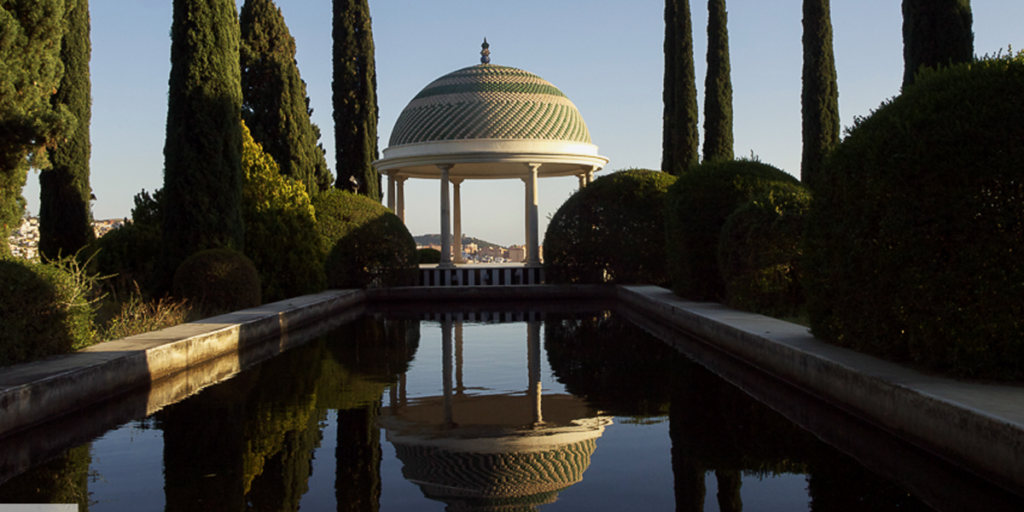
[452,178,465,264]
[525,163,542,267]
[578,173,587,190]
[397,177,407,223]
[438,164,454,268]
[521,177,530,262]
[586,169,595,185]
[387,172,396,211]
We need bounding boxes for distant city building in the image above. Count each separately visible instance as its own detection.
[507,245,526,263]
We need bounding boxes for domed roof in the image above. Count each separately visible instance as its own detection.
[388,64,593,147]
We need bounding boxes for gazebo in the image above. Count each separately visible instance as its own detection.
[374,40,608,283]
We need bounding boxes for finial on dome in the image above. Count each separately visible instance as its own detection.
[480,38,491,64]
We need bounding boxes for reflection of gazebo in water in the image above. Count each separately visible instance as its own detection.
[374,40,609,285]
[379,320,612,511]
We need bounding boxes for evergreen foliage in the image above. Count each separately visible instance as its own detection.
[93,189,164,297]
[902,0,973,88]
[240,121,325,302]
[332,0,380,201]
[416,247,441,264]
[804,52,1024,380]
[0,0,74,254]
[313,189,416,288]
[702,0,733,163]
[240,0,332,197]
[662,0,699,176]
[544,169,677,285]
[162,0,245,289]
[718,185,810,317]
[800,0,839,190]
[664,158,798,301]
[172,247,261,317]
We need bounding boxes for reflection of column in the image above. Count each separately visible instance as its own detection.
[387,172,396,211]
[438,165,454,268]
[455,321,465,395]
[442,318,455,428]
[716,470,743,512]
[528,320,543,425]
[525,163,542,267]
[452,179,465,263]
[396,177,407,223]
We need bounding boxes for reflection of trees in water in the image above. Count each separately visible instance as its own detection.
[547,311,934,512]
[0,444,91,509]
[156,315,420,512]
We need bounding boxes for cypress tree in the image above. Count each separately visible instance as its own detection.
[902,0,973,89]
[332,0,380,202]
[703,0,733,163]
[240,0,332,197]
[40,0,94,260]
[662,0,699,176]
[162,0,245,284]
[800,0,840,189]
[0,0,73,255]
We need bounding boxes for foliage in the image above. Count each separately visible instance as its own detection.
[416,247,440,264]
[100,294,193,342]
[92,189,164,297]
[172,248,261,317]
[313,189,416,288]
[241,121,325,302]
[718,185,811,317]
[162,0,245,290]
[0,0,75,254]
[803,52,1024,380]
[544,169,676,285]
[800,0,839,189]
[703,0,733,162]
[240,0,332,196]
[662,0,699,175]
[902,0,973,88]
[0,253,99,366]
[0,444,91,507]
[665,158,799,301]
[39,0,93,261]
[333,0,380,201]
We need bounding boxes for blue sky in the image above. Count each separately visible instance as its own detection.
[21,0,1024,247]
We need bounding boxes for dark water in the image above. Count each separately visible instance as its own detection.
[1,304,1021,511]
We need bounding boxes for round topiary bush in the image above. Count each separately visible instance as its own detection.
[313,189,417,288]
[803,52,1024,380]
[664,159,800,300]
[172,248,261,316]
[717,185,811,318]
[417,247,441,264]
[241,122,325,302]
[544,169,677,285]
[1,256,97,366]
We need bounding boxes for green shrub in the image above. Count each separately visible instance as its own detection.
[544,169,677,285]
[0,255,97,366]
[92,189,163,298]
[803,51,1024,380]
[417,248,441,264]
[100,295,193,342]
[313,189,417,288]
[241,122,325,302]
[172,248,261,317]
[665,159,799,300]
[718,185,811,317]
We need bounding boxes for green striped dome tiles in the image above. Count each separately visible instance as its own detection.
[389,64,592,146]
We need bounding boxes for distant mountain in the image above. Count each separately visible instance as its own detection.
[414,234,505,250]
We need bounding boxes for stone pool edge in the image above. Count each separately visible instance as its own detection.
[616,284,1024,498]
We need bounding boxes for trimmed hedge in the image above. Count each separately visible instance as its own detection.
[417,248,441,264]
[803,52,1024,380]
[544,169,676,285]
[172,248,261,317]
[0,256,96,366]
[313,189,417,288]
[665,159,799,300]
[718,185,810,317]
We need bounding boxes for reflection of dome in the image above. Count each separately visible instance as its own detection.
[389,64,592,146]
[380,392,611,511]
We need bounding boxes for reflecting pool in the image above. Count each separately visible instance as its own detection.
[1,304,1021,511]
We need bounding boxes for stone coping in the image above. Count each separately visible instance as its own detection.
[1,284,1023,498]
[616,285,1024,499]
